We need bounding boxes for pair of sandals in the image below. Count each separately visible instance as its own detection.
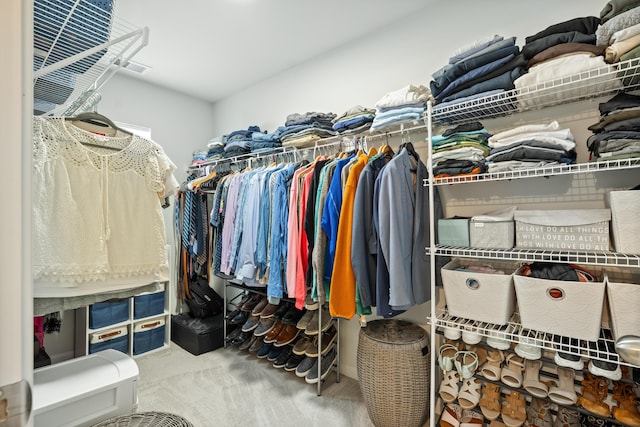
[522,360,578,405]
[479,349,524,388]
[439,403,484,427]
[439,341,485,410]
[478,385,526,427]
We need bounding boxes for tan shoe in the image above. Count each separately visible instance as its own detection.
[577,372,611,418]
[612,381,640,427]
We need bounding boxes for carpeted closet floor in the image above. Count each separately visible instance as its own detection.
[135,342,375,427]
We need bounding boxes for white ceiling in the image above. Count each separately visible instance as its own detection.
[114,0,429,103]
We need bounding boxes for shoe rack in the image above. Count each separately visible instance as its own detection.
[424,59,640,427]
[221,279,340,396]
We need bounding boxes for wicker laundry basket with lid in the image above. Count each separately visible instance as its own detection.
[91,412,194,427]
[357,319,430,427]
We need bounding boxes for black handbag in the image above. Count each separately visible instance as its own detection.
[185,276,223,318]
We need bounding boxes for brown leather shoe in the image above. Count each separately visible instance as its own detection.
[264,321,285,343]
[251,297,269,316]
[259,303,280,319]
[274,324,299,347]
[241,294,264,312]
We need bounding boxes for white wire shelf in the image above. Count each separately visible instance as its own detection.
[33,0,149,116]
[429,308,638,368]
[428,246,640,268]
[423,158,640,186]
[431,57,640,126]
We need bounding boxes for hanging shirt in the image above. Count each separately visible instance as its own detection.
[32,117,178,297]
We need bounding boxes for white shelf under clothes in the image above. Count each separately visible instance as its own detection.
[33,0,149,116]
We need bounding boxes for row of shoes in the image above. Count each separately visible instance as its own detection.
[440,399,583,427]
[224,293,337,384]
[443,326,622,381]
[438,340,640,427]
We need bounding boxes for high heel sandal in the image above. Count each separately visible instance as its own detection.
[523,359,548,398]
[501,353,525,388]
[439,340,462,374]
[548,366,578,406]
[454,350,479,379]
[480,349,504,381]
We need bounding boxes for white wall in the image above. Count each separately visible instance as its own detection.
[209,0,605,380]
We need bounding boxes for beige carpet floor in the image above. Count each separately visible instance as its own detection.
[134,342,375,427]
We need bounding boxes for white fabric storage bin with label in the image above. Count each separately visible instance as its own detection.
[605,269,640,342]
[514,209,611,251]
[514,265,605,341]
[470,207,516,249]
[606,190,640,254]
[441,258,519,325]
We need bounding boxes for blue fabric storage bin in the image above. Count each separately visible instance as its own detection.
[133,319,165,355]
[89,299,129,329]
[34,0,114,73]
[134,291,165,319]
[89,326,128,354]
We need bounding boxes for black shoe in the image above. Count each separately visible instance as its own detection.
[272,302,292,320]
[239,335,258,352]
[225,308,242,320]
[282,306,305,325]
[229,310,249,326]
[305,345,336,384]
[230,330,252,347]
[284,353,305,372]
[224,327,242,343]
[272,345,293,369]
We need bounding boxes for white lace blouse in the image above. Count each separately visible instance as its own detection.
[32,117,179,297]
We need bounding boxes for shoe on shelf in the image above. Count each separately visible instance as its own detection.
[263,321,286,343]
[501,353,525,388]
[457,378,481,410]
[577,372,611,418]
[241,294,264,312]
[478,382,501,421]
[440,403,462,427]
[305,307,332,335]
[501,390,526,427]
[293,335,314,356]
[229,310,249,326]
[553,406,581,427]
[438,340,462,374]
[304,345,337,384]
[304,296,319,311]
[548,366,578,406]
[230,330,253,347]
[480,348,504,382]
[515,335,542,360]
[443,327,462,341]
[224,327,242,343]
[459,409,483,427]
[438,370,460,404]
[238,334,258,351]
[248,335,264,353]
[253,318,277,337]
[273,323,299,347]
[523,359,549,399]
[294,355,316,378]
[526,397,552,427]
[308,324,338,356]
[554,337,584,371]
[461,325,482,345]
[234,292,252,310]
[612,381,640,427]
[251,297,269,316]
[241,314,261,332]
[282,306,305,325]
[486,327,511,350]
[272,345,293,369]
[259,303,280,319]
[283,352,305,372]
[272,302,293,320]
[256,342,274,359]
[225,308,242,320]
[588,340,622,381]
[266,345,285,362]
[454,350,479,380]
[296,309,315,330]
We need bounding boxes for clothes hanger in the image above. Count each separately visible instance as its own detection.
[66,111,133,136]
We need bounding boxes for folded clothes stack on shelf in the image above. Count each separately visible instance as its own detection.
[587,92,640,162]
[224,125,261,157]
[331,105,375,135]
[430,121,490,177]
[280,112,337,148]
[515,15,621,108]
[485,121,577,173]
[369,84,430,131]
[250,128,283,153]
[206,136,225,160]
[598,1,640,64]
[430,35,525,111]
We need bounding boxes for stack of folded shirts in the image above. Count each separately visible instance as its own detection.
[251,129,282,153]
[191,149,208,166]
[224,125,261,157]
[280,112,337,148]
[369,85,430,131]
[485,121,577,173]
[516,16,620,108]
[206,136,225,160]
[430,35,525,108]
[597,1,640,85]
[430,121,490,177]
[587,92,640,161]
[332,105,375,134]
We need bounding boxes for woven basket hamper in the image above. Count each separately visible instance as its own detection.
[357,319,430,427]
[91,412,194,427]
